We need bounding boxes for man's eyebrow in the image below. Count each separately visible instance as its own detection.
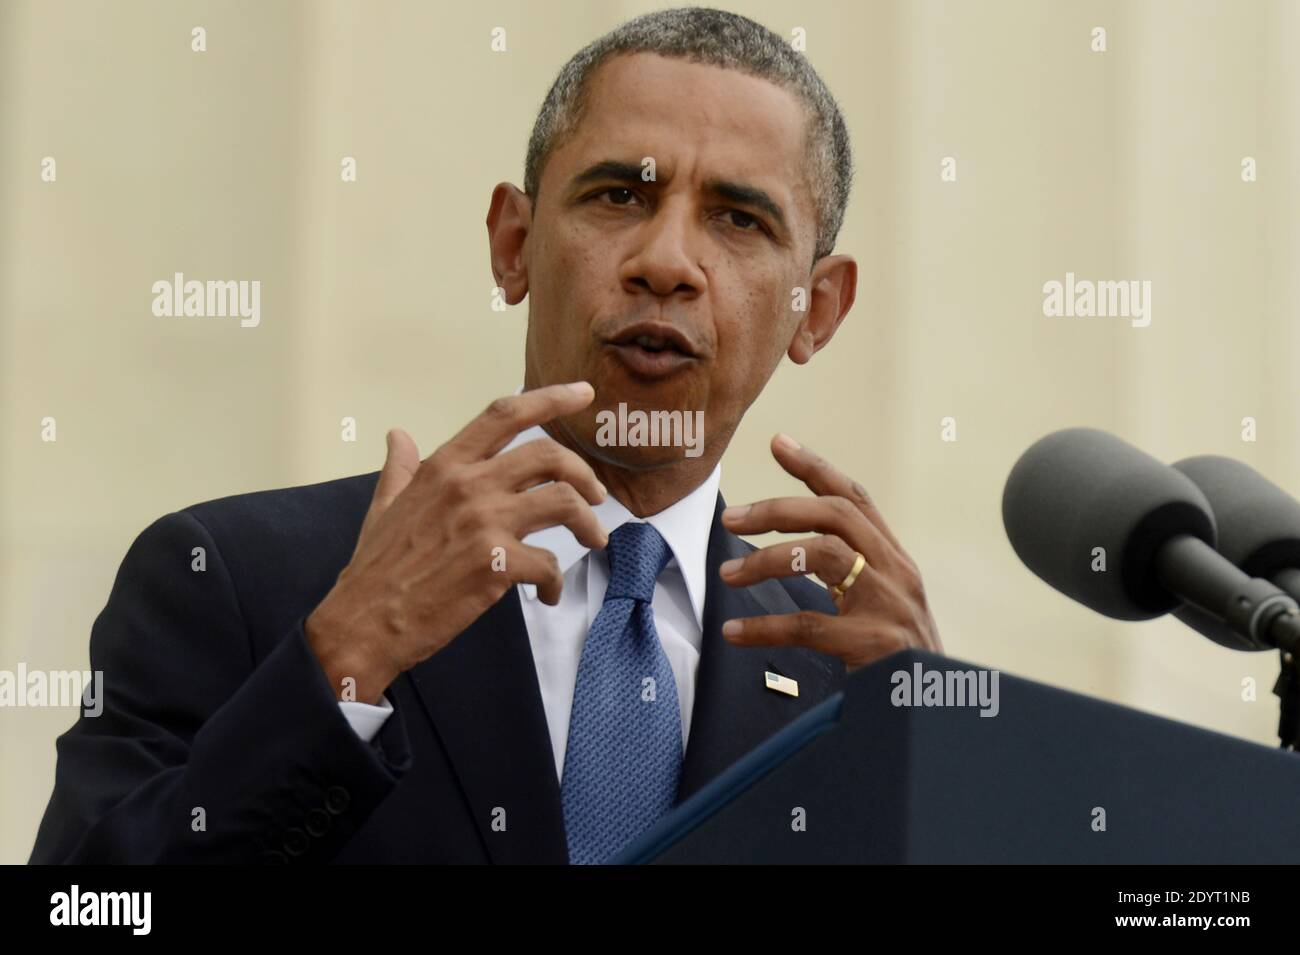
[569,160,789,233]
[703,178,787,233]
[570,160,646,189]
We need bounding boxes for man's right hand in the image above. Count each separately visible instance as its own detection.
[305,382,608,703]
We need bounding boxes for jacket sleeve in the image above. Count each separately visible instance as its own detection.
[28,510,412,864]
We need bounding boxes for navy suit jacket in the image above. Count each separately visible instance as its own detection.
[30,470,845,863]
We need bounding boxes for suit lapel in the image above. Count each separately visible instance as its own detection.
[676,494,842,802]
[405,588,568,864]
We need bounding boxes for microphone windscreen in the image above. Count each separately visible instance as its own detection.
[1002,428,1216,619]
[1170,456,1300,650]
[1170,456,1300,577]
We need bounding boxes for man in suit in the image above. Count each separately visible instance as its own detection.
[31,7,941,864]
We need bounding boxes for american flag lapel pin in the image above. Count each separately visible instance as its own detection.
[764,670,799,697]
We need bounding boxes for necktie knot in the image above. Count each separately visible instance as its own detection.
[603,522,671,604]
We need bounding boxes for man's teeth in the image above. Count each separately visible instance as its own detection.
[634,335,671,352]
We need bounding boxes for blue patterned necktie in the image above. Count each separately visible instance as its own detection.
[560,521,683,864]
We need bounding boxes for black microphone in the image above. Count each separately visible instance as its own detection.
[1001,428,1300,653]
[1169,455,1300,650]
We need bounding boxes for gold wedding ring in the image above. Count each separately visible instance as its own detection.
[830,552,867,598]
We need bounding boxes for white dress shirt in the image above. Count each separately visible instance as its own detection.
[337,420,721,782]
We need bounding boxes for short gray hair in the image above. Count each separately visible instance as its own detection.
[523,6,853,262]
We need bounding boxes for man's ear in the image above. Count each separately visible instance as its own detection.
[486,183,532,304]
[787,254,857,364]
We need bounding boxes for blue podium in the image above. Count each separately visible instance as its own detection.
[613,650,1300,863]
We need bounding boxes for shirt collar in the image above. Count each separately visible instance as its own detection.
[498,417,721,629]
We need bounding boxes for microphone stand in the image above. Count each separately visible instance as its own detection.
[1273,644,1300,751]
[1156,537,1300,749]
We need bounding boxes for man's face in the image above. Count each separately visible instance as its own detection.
[520,52,823,472]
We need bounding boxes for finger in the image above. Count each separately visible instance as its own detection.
[502,542,567,606]
[722,496,890,569]
[490,437,607,504]
[769,433,905,554]
[510,481,609,550]
[442,382,595,463]
[726,613,911,670]
[721,610,860,658]
[719,535,860,589]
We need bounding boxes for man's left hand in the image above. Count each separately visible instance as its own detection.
[718,432,943,673]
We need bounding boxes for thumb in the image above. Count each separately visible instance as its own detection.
[377,428,420,504]
[363,428,420,533]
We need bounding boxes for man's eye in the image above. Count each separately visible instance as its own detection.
[599,187,638,205]
[723,209,762,232]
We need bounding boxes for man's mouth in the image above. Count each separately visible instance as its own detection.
[603,322,700,379]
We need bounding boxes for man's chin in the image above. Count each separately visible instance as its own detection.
[575,438,703,473]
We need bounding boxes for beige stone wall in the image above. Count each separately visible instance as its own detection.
[2,0,1296,860]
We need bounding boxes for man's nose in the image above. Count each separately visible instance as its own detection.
[619,202,707,298]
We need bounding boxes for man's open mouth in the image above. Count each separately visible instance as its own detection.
[604,322,699,379]
[625,334,682,353]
